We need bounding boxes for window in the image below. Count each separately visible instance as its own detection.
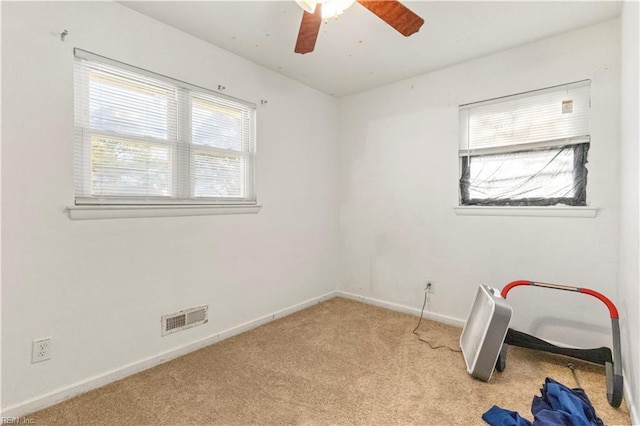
[459,81,590,207]
[74,49,256,206]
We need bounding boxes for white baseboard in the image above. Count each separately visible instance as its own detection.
[624,376,639,425]
[12,290,627,422]
[1,291,338,419]
[335,290,465,328]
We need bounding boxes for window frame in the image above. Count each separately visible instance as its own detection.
[458,80,591,208]
[73,49,257,208]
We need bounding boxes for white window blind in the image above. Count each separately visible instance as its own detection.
[459,80,591,156]
[74,49,256,206]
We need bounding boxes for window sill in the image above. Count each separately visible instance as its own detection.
[67,204,262,220]
[453,206,598,218]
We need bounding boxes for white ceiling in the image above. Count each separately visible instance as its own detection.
[121,1,622,98]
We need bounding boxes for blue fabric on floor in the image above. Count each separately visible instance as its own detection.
[482,378,604,426]
[482,405,532,426]
[531,378,604,426]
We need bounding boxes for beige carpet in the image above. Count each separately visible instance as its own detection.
[29,297,630,425]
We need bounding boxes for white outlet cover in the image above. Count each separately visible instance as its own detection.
[32,338,52,363]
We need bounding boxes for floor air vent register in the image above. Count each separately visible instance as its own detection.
[161,305,208,336]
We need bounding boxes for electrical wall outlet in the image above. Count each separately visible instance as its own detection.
[425,280,435,293]
[32,338,52,363]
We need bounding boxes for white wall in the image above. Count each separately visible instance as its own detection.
[338,20,621,349]
[619,0,640,421]
[2,0,635,418]
[1,1,339,412]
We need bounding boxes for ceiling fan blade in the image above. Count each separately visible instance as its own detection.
[295,4,322,54]
[357,0,424,37]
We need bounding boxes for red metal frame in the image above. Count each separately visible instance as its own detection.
[500,280,618,319]
[498,279,623,407]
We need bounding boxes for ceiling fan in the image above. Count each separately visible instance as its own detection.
[294,0,425,54]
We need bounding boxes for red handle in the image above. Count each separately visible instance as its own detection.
[501,280,619,319]
[580,288,619,319]
[500,280,534,298]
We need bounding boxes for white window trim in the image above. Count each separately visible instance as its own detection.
[72,49,258,215]
[67,204,262,220]
[453,206,598,218]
